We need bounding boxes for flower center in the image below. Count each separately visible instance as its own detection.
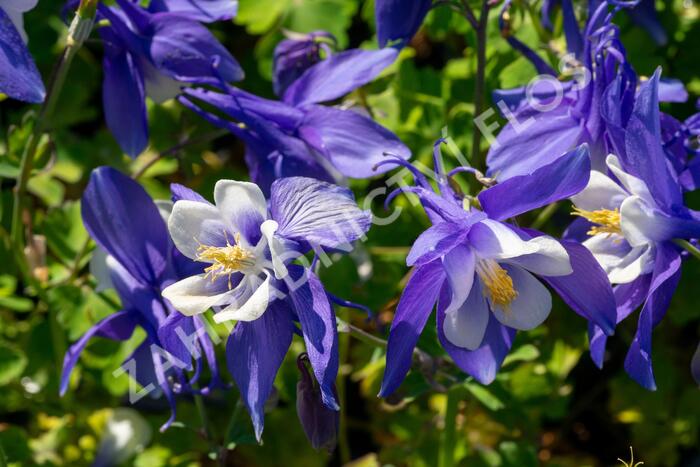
[196,232,256,287]
[476,259,518,309]
[572,207,621,236]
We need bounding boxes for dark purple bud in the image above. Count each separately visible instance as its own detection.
[272,31,336,97]
[296,353,339,452]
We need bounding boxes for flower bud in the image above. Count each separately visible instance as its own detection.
[296,353,339,452]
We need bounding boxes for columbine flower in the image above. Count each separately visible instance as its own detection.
[61,167,223,431]
[93,0,242,157]
[179,36,407,194]
[162,176,371,441]
[568,71,700,389]
[379,143,617,395]
[0,0,45,102]
[375,0,431,48]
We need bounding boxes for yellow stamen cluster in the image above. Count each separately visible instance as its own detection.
[572,207,622,236]
[476,259,518,309]
[195,232,256,288]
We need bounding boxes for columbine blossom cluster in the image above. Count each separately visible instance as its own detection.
[3,0,689,451]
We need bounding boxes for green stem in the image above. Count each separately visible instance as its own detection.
[470,1,490,171]
[10,10,95,248]
[674,239,700,261]
[194,393,216,442]
[531,202,559,230]
[438,386,461,467]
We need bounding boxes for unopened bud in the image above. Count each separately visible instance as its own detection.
[296,354,339,452]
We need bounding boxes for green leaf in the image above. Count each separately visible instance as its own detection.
[0,342,28,386]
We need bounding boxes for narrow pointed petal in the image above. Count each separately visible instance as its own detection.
[299,105,411,178]
[0,8,45,102]
[227,302,294,442]
[82,167,169,284]
[270,177,372,250]
[283,48,398,107]
[379,261,445,397]
[624,244,682,390]
[406,222,466,267]
[479,144,590,221]
[288,268,340,410]
[61,311,138,395]
[101,47,148,158]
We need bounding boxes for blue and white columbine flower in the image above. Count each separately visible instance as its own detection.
[569,71,700,389]
[0,0,45,102]
[379,142,617,396]
[162,176,371,441]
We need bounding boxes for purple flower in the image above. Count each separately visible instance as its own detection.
[180,41,408,194]
[296,353,339,452]
[161,176,371,441]
[61,167,223,431]
[375,0,431,48]
[568,71,700,390]
[379,143,617,395]
[147,0,238,23]
[0,0,45,102]
[95,0,242,157]
[272,30,336,97]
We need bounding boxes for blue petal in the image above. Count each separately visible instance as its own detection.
[283,48,398,107]
[624,243,682,390]
[0,7,45,102]
[375,0,431,47]
[60,311,138,395]
[287,267,340,410]
[148,14,243,84]
[436,284,516,384]
[479,144,590,221]
[82,167,170,285]
[170,183,209,203]
[299,105,411,178]
[658,78,688,103]
[273,31,334,97]
[148,0,238,22]
[157,312,196,371]
[623,69,683,212]
[227,301,294,442]
[560,0,583,58]
[541,239,616,335]
[379,261,445,397]
[100,32,149,158]
[405,222,466,267]
[270,177,372,250]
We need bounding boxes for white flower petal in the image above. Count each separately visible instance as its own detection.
[607,245,655,284]
[620,195,665,247]
[570,170,628,211]
[213,274,272,323]
[442,245,476,315]
[490,265,552,331]
[605,154,653,204]
[505,236,572,276]
[90,249,114,293]
[468,219,540,260]
[214,180,268,238]
[443,277,489,350]
[168,200,226,259]
[260,219,289,280]
[162,275,235,316]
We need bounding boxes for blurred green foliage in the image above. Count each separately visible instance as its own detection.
[1,0,699,466]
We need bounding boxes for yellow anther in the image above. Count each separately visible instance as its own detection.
[476,259,518,309]
[572,207,622,236]
[195,232,256,288]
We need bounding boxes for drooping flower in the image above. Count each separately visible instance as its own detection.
[180,37,408,194]
[161,176,371,440]
[379,143,617,395]
[0,0,45,102]
[375,0,431,48]
[92,0,242,157]
[568,72,700,389]
[61,167,223,431]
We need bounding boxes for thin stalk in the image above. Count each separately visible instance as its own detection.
[531,202,560,230]
[674,239,700,261]
[470,0,491,171]
[438,386,462,467]
[11,10,95,246]
[194,393,215,442]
